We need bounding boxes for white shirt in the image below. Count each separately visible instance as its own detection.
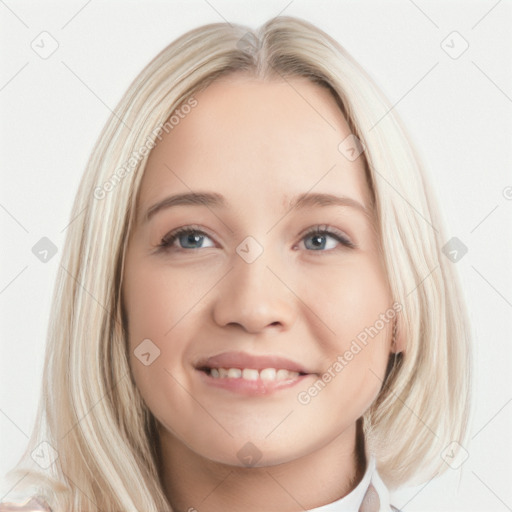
[307,455,396,512]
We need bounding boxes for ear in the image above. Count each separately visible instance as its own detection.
[391,314,406,354]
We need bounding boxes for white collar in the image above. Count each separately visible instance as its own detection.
[307,454,394,511]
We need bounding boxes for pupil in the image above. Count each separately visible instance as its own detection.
[312,235,324,249]
[183,233,202,247]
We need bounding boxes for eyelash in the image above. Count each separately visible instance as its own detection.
[157,224,356,253]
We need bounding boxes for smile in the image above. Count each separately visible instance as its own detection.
[194,351,316,395]
[203,367,304,381]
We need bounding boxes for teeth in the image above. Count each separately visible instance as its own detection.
[227,368,242,378]
[260,368,276,381]
[242,368,259,380]
[208,367,301,381]
[276,369,289,380]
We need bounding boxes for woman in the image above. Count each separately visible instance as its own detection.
[0,15,472,512]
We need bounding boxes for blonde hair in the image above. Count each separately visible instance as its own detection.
[2,15,472,511]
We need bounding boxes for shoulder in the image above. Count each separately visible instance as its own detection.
[0,496,52,512]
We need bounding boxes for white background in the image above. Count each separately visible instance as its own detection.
[1,1,511,510]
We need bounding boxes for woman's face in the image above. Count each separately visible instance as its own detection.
[122,74,395,468]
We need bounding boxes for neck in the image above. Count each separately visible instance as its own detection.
[157,419,367,512]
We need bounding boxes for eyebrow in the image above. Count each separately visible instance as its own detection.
[143,191,372,223]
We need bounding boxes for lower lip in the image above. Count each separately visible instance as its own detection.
[196,369,313,396]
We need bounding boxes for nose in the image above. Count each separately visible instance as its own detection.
[211,248,298,334]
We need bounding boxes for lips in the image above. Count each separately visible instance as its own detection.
[194,351,317,395]
[195,351,313,375]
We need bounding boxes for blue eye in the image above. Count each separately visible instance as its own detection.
[159,227,215,251]
[158,225,355,252]
[301,226,355,251]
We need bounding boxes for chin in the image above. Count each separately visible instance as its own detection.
[196,434,312,470]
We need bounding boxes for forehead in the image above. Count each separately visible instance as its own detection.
[136,74,371,220]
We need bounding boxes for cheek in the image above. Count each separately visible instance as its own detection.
[123,260,208,345]
[303,256,391,341]
[123,262,185,397]
[296,256,392,408]
[123,260,217,417]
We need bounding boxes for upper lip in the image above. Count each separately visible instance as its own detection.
[195,351,314,374]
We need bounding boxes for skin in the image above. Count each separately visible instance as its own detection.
[122,74,403,512]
